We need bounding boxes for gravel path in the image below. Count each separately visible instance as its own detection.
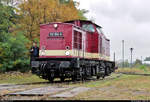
[51,87,90,98]
[8,86,74,96]
[0,84,23,90]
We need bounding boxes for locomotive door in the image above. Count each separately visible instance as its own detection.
[73,28,86,58]
[98,34,102,59]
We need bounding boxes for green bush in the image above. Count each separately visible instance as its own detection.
[0,32,30,72]
[138,65,147,72]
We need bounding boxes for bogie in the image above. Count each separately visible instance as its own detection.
[31,58,115,82]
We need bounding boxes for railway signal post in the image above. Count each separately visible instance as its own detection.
[130,48,134,68]
[122,40,125,68]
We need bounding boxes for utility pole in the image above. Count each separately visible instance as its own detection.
[114,52,115,62]
[122,40,124,68]
[141,56,143,64]
[130,48,133,68]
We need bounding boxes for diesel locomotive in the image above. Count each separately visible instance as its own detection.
[31,20,116,82]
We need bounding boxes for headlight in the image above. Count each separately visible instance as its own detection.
[54,24,58,29]
[65,51,70,56]
[41,51,46,56]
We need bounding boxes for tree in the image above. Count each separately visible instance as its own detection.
[0,0,22,7]
[116,59,130,68]
[0,2,18,43]
[78,9,88,20]
[124,60,130,67]
[133,59,142,67]
[0,3,30,72]
[134,59,142,65]
[16,0,87,42]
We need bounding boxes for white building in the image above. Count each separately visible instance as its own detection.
[143,61,150,65]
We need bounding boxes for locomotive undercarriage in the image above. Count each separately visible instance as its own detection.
[31,58,116,82]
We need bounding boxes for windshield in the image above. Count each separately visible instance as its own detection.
[96,27,104,34]
[82,24,95,32]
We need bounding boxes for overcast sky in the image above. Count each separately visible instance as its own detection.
[74,0,150,62]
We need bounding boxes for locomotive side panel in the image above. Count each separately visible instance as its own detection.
[85,33,99,59]
[64,20,111,61]
[101,36,110,60]
[92,33,99,53]
[72,27,86,58]
[81,22,99,59]
[106,39,110,60]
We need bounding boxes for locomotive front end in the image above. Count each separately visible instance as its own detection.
[39,23,73,58]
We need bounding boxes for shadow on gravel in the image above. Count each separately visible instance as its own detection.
[16,80,70,85]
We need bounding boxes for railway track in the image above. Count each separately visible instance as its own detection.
[116,72,150,76]
[11,73,122,86]
[0,74,122,100]
[13,72,149,87]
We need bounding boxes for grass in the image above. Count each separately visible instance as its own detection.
[72,74,150,100]
[70,67,150,100]
[115,66,150,74]
[0,66,149,85]
[0,72,47,84]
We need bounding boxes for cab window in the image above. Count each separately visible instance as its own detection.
[82,24,95,32]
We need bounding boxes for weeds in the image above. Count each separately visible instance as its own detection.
[0,71,47,84]
[115,66,150,74]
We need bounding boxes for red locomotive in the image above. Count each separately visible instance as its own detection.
[31,20,116,82]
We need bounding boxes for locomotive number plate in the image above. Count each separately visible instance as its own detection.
[49,32,63,37]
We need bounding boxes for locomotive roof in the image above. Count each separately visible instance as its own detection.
[65,20,110,41]
[40,20,102,28]
[64,20,102,28]
[40,22,73,26]
[40,20,110,41]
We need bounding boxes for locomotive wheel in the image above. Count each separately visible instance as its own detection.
[81,74,85,81]
[60,77,65,82]
[72,77,76,81]
[96,76,100,79]
[107,67,111,75]
[102,75,105,79]
[72,75,80,81]
[48,77,54,83]
[82,74,87,81]
[105,67,110,76]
